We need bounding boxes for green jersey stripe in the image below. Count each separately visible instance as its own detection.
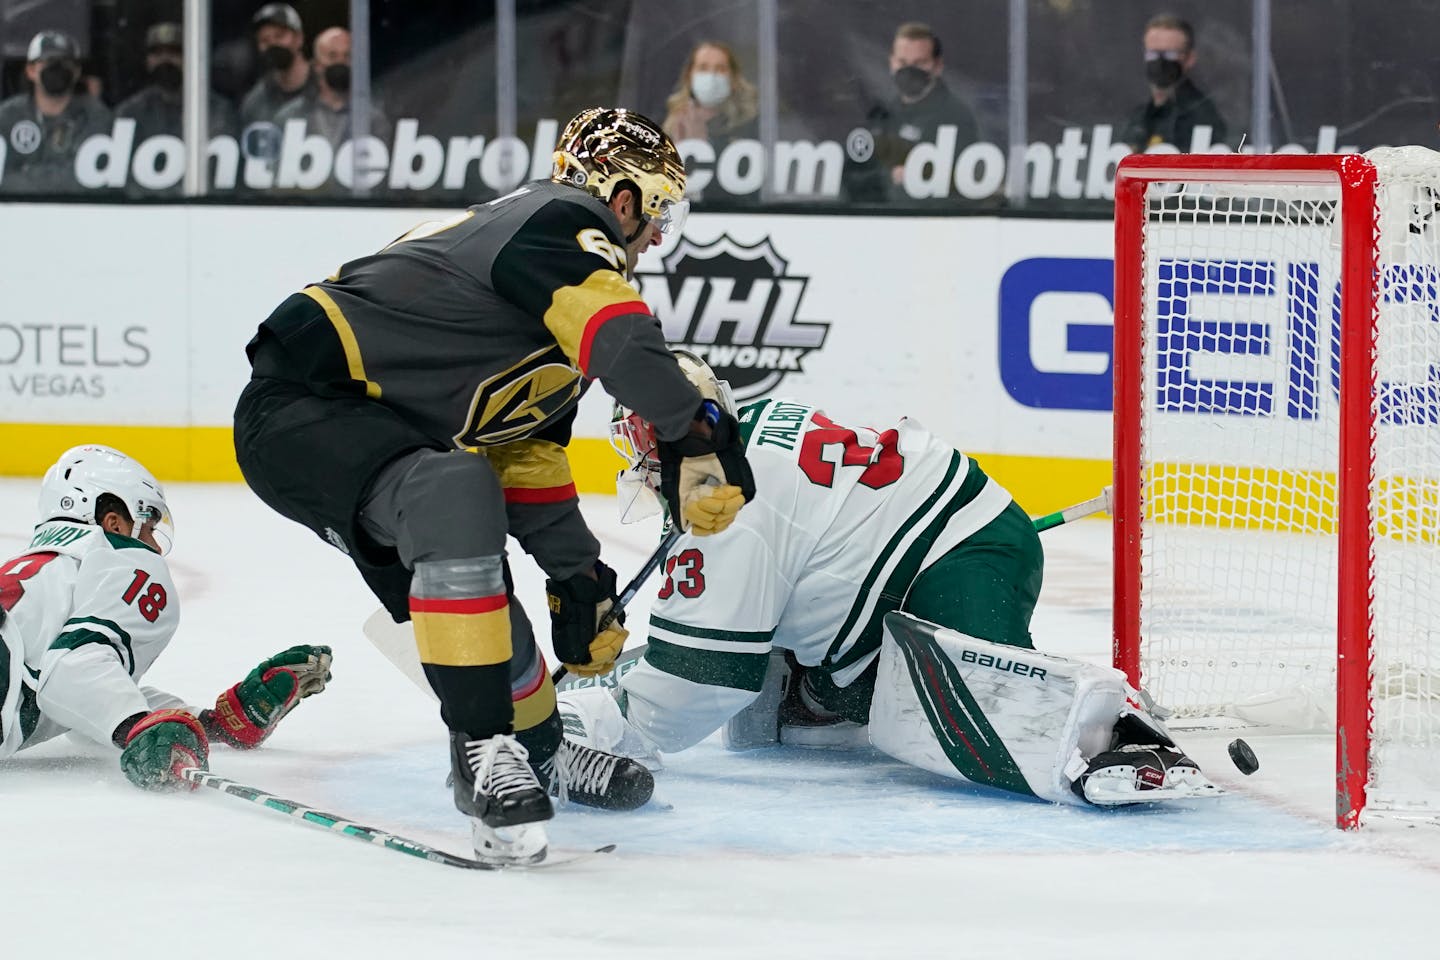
[645,637,770,692]
[827,456,994,673]
[824,451,963,664]
[649,614,775,646]
[54,616,136,674]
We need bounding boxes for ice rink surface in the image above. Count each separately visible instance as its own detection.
[4,479,1440,958]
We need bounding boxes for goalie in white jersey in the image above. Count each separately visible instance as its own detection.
[561,353,1220,807]
[0,445,331,789]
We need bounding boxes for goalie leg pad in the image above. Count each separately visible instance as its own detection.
[869,612,1129,805]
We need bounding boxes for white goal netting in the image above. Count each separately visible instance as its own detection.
[1132,147,1440,814]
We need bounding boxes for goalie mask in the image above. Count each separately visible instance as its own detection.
[609,349,737,523]
[38,444,174,554]
[552,107,689,241]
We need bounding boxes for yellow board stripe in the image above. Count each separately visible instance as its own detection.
[301,285,381,399]
[413,607,512,666]
[512,673,558,732]
[0,422,1120,519]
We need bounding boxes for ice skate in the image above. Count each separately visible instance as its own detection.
[450,732,552,864]
[536,737,655,811]
[1072,743,1223,806]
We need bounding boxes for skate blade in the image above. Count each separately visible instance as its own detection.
[1083,767,1226,806]
[471,819,549,865]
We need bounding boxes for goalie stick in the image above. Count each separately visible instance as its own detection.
[1030,485,1112,533]
[179,767,614,870]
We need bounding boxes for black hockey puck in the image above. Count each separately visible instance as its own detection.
[1228,738,1259,775]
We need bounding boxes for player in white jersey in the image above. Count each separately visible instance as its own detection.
[560,353,1221,807]
[0,445,331,789]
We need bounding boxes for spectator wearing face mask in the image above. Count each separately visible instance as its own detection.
[0,30,113,195]
[843,22,980,204]
[273,26,390,155]
[116,23,239,149]
[661,41,759,155]
[1118,14,1227,153]
[239,3,315,131]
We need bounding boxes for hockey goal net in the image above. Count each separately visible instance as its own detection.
[1112,150,1440,829]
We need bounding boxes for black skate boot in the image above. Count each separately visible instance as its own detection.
[534,738,655,811]
[450,731,552,863]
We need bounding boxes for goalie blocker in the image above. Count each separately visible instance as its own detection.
[870,612,1220,806]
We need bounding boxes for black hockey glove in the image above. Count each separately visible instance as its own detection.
[547,562,628,677]
[657,400,756,536]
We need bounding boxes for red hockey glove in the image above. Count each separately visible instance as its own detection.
[201,645,333,749]
[119,709,209,791]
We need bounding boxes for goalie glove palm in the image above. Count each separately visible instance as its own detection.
[547,564,629,677]
[202,644,333,749]
[657,402,756,536]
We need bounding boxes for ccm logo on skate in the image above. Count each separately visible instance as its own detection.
[959,649,1046,681]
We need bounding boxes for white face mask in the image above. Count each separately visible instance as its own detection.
[690,71,731,107]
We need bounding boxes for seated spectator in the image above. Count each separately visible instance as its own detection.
[1119,13,1227,152]
[0,31,113,195]
[661,41,758,151]
[273,26,390,152]
[661,41,759,204]
[240,3,314,134]
[116,22,240,146]
[842,22,981,204]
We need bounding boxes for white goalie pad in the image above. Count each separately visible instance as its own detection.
[869,612,1128,806]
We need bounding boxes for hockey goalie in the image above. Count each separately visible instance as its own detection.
[556,351,1221,808]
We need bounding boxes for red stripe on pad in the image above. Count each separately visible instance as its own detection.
[578,300,649,374]
[511,657,548,702]
[409,594,508,615]
[503,483,577,504]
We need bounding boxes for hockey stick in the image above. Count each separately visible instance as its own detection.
[1030,485,1112,533]
[550,526,683,684]
[179,766,613,870]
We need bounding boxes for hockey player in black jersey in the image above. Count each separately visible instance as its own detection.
[233,107,756,863]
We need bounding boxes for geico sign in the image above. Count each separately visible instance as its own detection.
[1000,256,1440,425]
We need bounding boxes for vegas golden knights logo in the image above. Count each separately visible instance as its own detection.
[454,345,582,446]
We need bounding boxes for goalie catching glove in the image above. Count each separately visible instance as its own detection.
[118,709,209,791]
[200,644,333,749]
[658,400,756,536]
[547,563,628,677]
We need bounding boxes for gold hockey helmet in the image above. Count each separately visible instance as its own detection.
[552,107,688,235]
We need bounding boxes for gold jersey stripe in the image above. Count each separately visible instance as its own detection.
[302,285,382,399]
[512,673,558,732]
[413,607,512,666]
[543,268,645,366]
[481,439,574,490]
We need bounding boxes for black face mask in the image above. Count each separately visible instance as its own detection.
[259,45,295,72]
[151,61,183,93]
[1146,57,1184,89]
[892,65,934,100]
[323,63,351,93]
[38,62,75,96]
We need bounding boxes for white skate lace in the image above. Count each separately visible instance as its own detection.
[466,734,540,800]
[543,740,619,805]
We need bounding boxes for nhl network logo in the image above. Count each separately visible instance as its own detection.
[637,234,831,399]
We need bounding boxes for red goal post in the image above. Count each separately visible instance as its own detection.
[1112,151,1440,830]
